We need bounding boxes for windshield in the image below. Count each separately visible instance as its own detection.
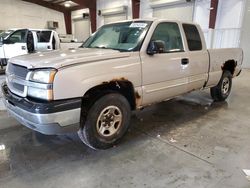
[82,21,152,52]
[0,30,14,42]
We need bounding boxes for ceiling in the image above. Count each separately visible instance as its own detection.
[21,0,96,12]
[42,0,79,8]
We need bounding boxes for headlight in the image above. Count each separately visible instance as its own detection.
[29,69,57,84]
[28,87,53,101]
[28,69,57,100]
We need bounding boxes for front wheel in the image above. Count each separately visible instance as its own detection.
[210,70,232,102]
[78,93,131,150]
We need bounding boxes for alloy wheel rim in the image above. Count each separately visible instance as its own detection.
[96,106,122,137]
[222,77,230,95]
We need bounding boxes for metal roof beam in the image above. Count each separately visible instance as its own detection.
[22,0,67,13]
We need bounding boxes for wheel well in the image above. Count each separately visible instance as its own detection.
[222,60,237,75]
[80,80,137,127]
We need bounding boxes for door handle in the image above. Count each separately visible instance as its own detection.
[21,46,26,50]
[181,58,189,65]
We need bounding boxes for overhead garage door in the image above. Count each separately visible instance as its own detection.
[73,19,90,42]
[153,3,194,22]
[104,13,127,24]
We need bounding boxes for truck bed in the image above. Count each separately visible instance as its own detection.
[206,48,243,87]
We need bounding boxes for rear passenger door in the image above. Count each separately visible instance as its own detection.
[182,24,210,91]
[141,22,190,105]
[36,31,53,51]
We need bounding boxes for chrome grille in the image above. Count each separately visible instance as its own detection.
[6,63,29,97]
[8,63,29,79]
[10,82,25,92]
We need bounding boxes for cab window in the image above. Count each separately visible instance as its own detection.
[151,22,184,53]
[37,31,52,43]
[8,30,27,43]
[182,24,202,51]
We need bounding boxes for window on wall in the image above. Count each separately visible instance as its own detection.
[183,24,202,51]
[151,22,184,53]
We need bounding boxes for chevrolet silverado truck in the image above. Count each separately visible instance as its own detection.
[0,29,60,68]
[1,19,243,149]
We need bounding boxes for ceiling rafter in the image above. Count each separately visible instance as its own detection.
[21,0,97,34]
[22,0,68,13]
[22,0,96,12]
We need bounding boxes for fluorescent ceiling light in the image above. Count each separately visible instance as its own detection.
[60,1,78,8]
[64,3,71,7]
[0,144,5,151]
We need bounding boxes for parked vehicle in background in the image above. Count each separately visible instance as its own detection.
[0,29,60,68]
[2,19,243,150]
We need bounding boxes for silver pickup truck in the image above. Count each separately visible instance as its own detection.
[2,19,243,149]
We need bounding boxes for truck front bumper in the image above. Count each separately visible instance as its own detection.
[1,83,81,135]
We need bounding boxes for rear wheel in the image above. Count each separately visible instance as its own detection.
[78,93,131,149]
[210,70,232,101]
[27,31,35,53]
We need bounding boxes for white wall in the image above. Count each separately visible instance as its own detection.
[193,0,211,48]
[140,0,153,18]
[0,0,66,34]
[192,0,246,49]
[193,0,210,30]
[71,9,91,41]
[213,0,245,48]
[240,0,250,68]
[216,0,245,29]
[96,0,132,28]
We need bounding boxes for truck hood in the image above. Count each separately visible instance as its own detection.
[10,48,131,69]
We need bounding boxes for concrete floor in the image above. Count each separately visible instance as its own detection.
[0,70,250,188]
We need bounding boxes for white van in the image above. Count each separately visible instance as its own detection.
[0,29,60,67]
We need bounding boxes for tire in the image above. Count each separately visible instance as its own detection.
[27,32,34,53]
[78,93,131,150]
[210,70,232,102]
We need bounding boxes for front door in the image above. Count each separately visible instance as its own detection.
[3,29,28,59]
[140,22,190,105]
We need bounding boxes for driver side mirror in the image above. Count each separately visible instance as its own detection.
[2,39,13,44]
[147,40,166,55]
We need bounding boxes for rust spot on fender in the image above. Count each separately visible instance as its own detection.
[135,91,140,99]
[111,77,127,82]
[135,91,141,107]
[221,60,237,75]
[102,77,128,84]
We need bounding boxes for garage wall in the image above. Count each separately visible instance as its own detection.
[152,3,194,22]
[193,0,211,47]
[140,0,195,21]
[140,0,153,18]
[0,0,66,34]
[213,0,245,48]
[240,0,250,68]
[71,9,91,42]
[96,0,132,28]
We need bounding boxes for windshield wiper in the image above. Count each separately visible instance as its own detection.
[92,46,109,49]
[83,46,124,52]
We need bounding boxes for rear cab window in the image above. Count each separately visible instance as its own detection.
[36,31,52,43]
[182,24,202,51]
